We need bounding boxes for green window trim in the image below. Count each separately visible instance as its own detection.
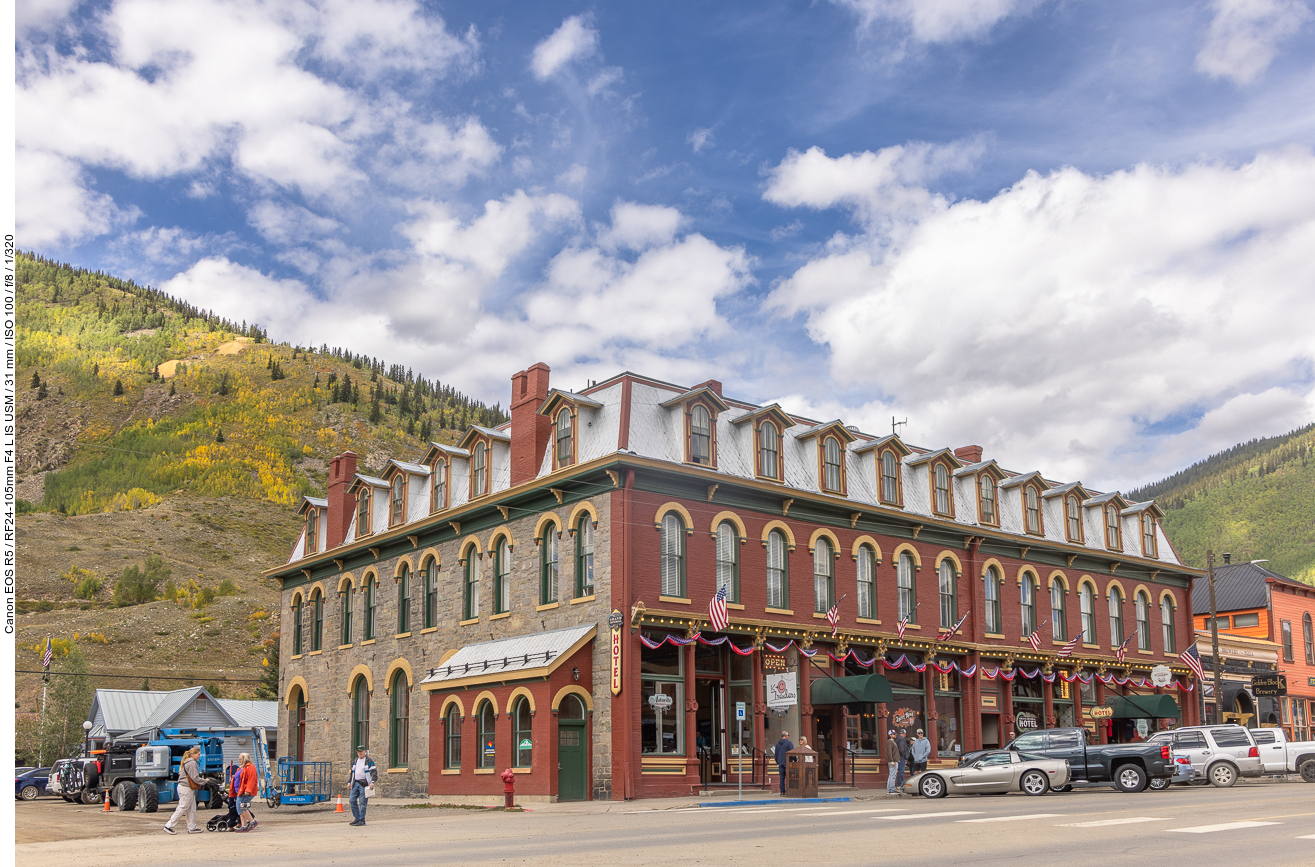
[292,602,303,656]
[540,529,559,605]
[766,529,788,609]
[856,545,876,619]
[311,592,323,652]
[575,518,595,598]
[476,701,496,769]
[445,706,461,770]
[463,556,479,621]
[389,671,409,768]
[813,538,834,614]
[660,513,686,598]
[512,696,533,768]
[340,587,354,645]
[364,577,377,641]
[351,676,369,754]
[397,565,411,635]
[897,552,917,623]
[984,567,1001,634]
[423,561,438,630]
[494,540,511,615]
[715,521,739,604]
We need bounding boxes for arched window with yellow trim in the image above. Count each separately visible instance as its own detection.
[364,574,377,640]
[556,407,574,468]
[690,405,712,465]
[575,517,595,598]
[766,529,788,609]
[432,459,447,512]
[880,450,900,505]
[856,544,876,619]
[477,699,496,769]
[979,475,996,525]
[1020,573,1037,635]
[660,512,685,597]
[1162,596,1176,654]
[1080,583,1097,641]
[716,522,738,603]
[445,704,461,769]
[351,674,370,753]
[292,596,303,655]
[463,554,479,620]
[541,527,559,605]
[822,436,842,493]
[1109,586,1125,646]
[494,538,511,615]
[472,442,488,498]
[512,696,533,768]
[1136,591,1151,651]
[389,669,409,768]
[423,559,438,630]
[339,581,355,645]
[397,563,411,634]
[1050,580,1066,641]
[938,559,956,627]
[758,420,780,480]
[897,552,917,623]
[813,537,834,614]
[310,588,323,652]
[984,566,1001,633]
[1024,486,1042,535]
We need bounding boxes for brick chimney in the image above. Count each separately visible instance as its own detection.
[326,450,358,549]
[692,379,723,398]
[510,363,552,487]
[953,445,984,463]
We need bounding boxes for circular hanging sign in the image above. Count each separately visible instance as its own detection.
[1151,665,1172,687]
[608,610,624,631]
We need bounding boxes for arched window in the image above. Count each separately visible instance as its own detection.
[1162,596,1176,654]
[1105,505,1120,549]
[1109,587,1124,646]
[356,487,372,536]
[432,459,447,512]
[390,475,405,526]
[938,559,956,628]
[351,675,370,754]
[1136,591,1151,651]
[512,696,533,768]
[1066,495,1082,542]
[397,563,411,634]
[1080,584,1096,642]
[540,527,559,605]
[660,513,685,597]
[477,700,496,769]
[1141,515,1157,557]
[716,522,738,602]
[813,537,834,614]
[822,436,842,492]
[984,566,1001,634]
[423,559,438,630]
[576,517,595,598]
[856,545,876,619]
[556,408,573,468]
[463,553,479,621]
[1051,581,1066,641]
[1020,574,1036,635]
[292,596,303,655]
[933,463,951,516]
[445,705,461,769]
[364,575,377,640]
[340,581,354,645]
[472,443,488,497]
[305,508,318,555]
[979,475,996,524]
[390,671,409,768]
[766,529,788,609]
[561,693,586,721]
[1304,613,1313,665]
[880,450,900,505]
[1024,486,1041,534]
[758,421,780,479]
[311,589,323,651]
[494,538,511,615]
[897,552,916,623]
[689,405,712,465]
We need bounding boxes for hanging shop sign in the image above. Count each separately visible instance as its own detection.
[609,609,624,696]
[765,672,798,709]
[648,693,674,711]
[1015,711,1039,730]
[891,706,920,729]
[1089,706,1114,719]
[1151,665,1173,687]
[763,654,789,673]
[1252,674,1287,696]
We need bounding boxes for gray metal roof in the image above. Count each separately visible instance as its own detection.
[420,624,595,685]
[87,688,272,735]
[467,424,511,442]
[1190,561,1295,615]
[218,699,279,729]
[388,459,431,476]
[90,690,169,733]
[353,473,390,489]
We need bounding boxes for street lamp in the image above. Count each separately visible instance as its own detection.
[82,720,93,756]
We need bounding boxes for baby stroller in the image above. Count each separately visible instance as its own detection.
[206,792,241,832]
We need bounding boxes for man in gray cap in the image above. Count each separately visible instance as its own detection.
[348,745,377,826]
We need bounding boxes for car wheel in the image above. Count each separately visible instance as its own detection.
[1021,770,1050,796]
[1114,764,1147,793]
[20,785,40,801]
[81,789,102,806]
[1148,777,1171,791]
[139,781,159,813]
[1053,784,1073,793]
[918,775,948,799]
[1208,762,1237,788]
[116,781,138,811]
[1298,760,1315,784]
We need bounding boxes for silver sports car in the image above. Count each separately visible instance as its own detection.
[903,750,1071,798]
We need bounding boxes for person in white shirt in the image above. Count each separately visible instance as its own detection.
[349,745,377,826]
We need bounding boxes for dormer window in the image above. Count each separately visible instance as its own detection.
[758,420,780,480]
[555,407,574,469]
[1105,504,1120,549]
[356,488,372,537]
[304,508,318,556]
[1024,485,1042,535]
[689,404,712,465]
[1064,495,1082,543]
[933,462,952,516]
[390,475,405,527]
[822,436,843,493]
[880,450,900,505]
[472,442,488,497]
[432,459,447,512]
[1141,514,1158,558]
[978,475,996,525]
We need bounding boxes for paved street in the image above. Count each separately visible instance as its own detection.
[17,782,1315,866]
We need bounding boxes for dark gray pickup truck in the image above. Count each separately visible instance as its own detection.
[1005,727,1173,793]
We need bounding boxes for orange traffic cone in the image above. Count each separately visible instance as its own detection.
[103,791,111,812]
[335,795,344,813]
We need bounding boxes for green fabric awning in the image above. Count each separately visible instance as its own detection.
[1108,694,1180,719]
[809,673,893,705]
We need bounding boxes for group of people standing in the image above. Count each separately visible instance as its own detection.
[161,749,259,835]
[886,728,931,793]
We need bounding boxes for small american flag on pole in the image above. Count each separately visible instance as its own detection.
[708,585,729,633]
[1114,635,1135,664]
[1179,644,1205,681]
[939,613,968,641]
[42,636,53,668]
[1026,620,1047,653]
[826,596,843,637]
[896,614,911,641]
[1057,631,1084,658]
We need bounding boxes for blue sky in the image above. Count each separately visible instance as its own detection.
[16,0,1315,489]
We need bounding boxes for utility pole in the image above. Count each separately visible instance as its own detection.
[1207,550,1224,725]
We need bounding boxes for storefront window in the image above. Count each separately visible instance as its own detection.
[642,638,684,755]
[845,704,880,753]
[934,695,962,756]
[477,700,496,769]
[888,695,925,736]
[1012,675,1045,733]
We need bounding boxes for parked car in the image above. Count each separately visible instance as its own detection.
[904,749,1071,798]
[1145,725,1262,787]
[16,768,52,800]
[1148,752,1195,790]
[1247,728,1315,780]
[1005,727,1173,793]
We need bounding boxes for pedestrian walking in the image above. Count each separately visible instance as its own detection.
[885,730,900,793]
[773,731,794,796]
[232,753,259,832]
[163,747,204,835]
[348,745,377,826]
[894,728,909,791]
[910,729,931,774]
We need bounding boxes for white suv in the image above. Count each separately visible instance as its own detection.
[1146,725,1262,787]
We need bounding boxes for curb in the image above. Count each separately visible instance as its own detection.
[698,797,852,808]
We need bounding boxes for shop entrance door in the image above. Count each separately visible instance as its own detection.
[695,679,726,783]
[814,710,834,781]
[557,695,587,801]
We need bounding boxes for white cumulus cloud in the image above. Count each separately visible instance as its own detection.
[531,15,600,80]
[831,0,1046,43]
[1196,0,1312,85]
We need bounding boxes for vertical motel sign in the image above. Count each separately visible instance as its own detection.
[609,609,624,695]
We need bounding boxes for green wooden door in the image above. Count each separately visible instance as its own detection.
[557,694,588,801]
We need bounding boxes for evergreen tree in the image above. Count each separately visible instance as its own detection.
[30,371,40,389]
[37,383,48,400]
[215,428,225,443]
[369,398,382,424]
[112,378,124,396]
[168,381,176,397]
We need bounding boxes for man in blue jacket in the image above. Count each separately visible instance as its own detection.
[774,731,794,795]
[348,745,378,826]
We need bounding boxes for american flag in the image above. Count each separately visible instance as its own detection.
[1057,632,1084,658]
[826,600,841,637]
[939,613,968,641]
[896,613,911,641]
[1114,635,1135,664]
[1026,619,1047,653]
[42,636,53,668]
[1178,644,1205,681]
[708,585,729,633]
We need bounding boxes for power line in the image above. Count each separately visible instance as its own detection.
[15,669,263,684]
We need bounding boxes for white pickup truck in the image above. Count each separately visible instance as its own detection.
[1251,727,1315,780]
